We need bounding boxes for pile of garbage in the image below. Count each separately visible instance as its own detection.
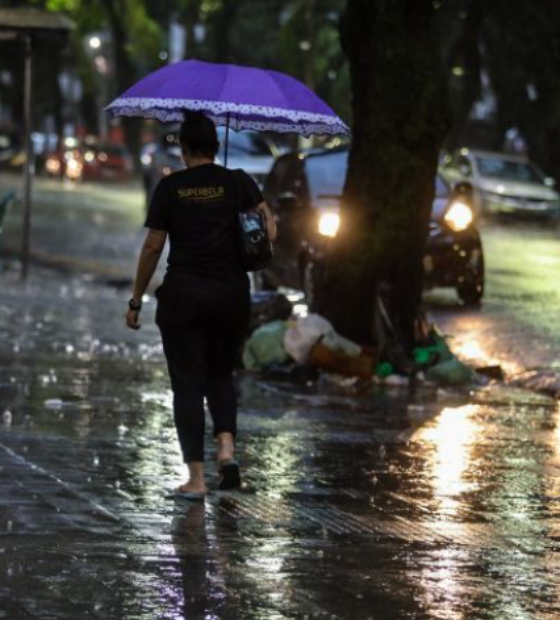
[244,291,482,388]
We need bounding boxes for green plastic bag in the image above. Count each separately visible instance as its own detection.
[425,358,475,387]
[242,321,290,371]
[375,361,394,378]
[413,330,454,367]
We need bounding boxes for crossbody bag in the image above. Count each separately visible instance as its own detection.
[234,169,273,272]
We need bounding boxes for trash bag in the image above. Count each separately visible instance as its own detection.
[248,291,293,334]
[307,341,374,379]
[413,329,454,368]
[375,361,394,378]
[284,313,361,364]
[425,358,476,387]
[242,320,290,371]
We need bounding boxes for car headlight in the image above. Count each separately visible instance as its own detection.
[444,201,473,232]
[65,157,83,179]
[46,157,61,173]
[318,212,340,238]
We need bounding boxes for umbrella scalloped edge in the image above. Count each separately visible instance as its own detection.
[106,97,350,137]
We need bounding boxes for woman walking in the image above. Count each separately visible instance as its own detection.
[125,111,276,499]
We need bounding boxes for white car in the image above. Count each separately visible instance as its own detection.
[441,149,560,222]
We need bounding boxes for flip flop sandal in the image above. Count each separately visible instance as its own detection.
[218,459,242,490]
[166,488,206,502]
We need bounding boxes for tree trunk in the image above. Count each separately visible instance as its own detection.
[319,0,451,350]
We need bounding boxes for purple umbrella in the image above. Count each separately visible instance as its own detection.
[107,60,349,164]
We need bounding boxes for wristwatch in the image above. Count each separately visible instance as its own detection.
[128,298,142,312]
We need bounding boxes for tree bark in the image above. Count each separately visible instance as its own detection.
[319,0,451,349]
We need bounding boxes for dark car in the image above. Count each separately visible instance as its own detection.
[263,148,485,306]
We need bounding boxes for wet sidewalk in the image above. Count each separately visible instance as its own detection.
[1,268,560,619]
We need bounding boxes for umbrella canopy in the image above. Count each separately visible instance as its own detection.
[107,59,349,137]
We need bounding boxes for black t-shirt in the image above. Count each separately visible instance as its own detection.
[145,163,264,278]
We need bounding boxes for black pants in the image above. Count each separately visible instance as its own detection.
[156,272,250,463]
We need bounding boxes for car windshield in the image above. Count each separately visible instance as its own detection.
[216,129,274,157]
[306,150,449,200]
[435,175,449,197]
[306,151,348,200]
[476,156,544,184]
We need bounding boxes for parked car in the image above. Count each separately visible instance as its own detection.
[142,127,282,207]
[441,149,560,222]
[44,145,82,180]
[263,148,485,306]
[81,143,133,181]
[45,141,133,182]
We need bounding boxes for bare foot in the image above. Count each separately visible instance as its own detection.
[217,449,234,465]
[217,433,235,465]
[175,481,208,494]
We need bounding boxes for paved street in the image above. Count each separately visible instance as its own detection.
[429,221,560,379]
[1,177,560,619]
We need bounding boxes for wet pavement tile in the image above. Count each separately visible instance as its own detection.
[1,269,560,619]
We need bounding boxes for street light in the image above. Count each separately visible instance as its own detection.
[85,33,111,139]
[88,35,101,49]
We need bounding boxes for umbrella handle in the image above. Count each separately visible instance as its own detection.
[224,112,230,168]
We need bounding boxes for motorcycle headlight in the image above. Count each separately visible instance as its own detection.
[318,212,340,238]
[444,201,473,232]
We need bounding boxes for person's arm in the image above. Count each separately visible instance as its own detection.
[256,201,277,241]
[126,229,167,330]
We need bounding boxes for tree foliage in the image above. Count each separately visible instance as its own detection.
[0,0,352,134]
[436,0,560,178]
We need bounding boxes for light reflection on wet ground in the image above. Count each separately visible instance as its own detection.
[1,268,560,619]
[430,223,560,376]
